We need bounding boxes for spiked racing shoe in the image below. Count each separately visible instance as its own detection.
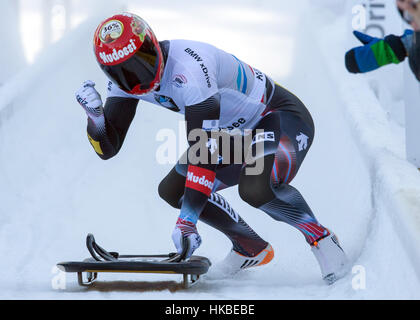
[213,244,275,276]
[311,233,350,285]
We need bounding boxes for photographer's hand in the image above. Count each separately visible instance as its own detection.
[345,30,411,74]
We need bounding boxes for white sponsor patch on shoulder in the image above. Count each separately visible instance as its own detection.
[172,74,188,88]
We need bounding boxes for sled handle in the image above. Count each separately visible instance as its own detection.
[166,237,190,263]
[86,234,118,262]
[86,234,102,261]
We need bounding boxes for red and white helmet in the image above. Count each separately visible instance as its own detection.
[93,13,164,95]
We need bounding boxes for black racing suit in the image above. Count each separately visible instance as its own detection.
[85,44,329,257]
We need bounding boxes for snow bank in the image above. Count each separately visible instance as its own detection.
[0,4,124,122]
[312,10,420,278]
[0,0,26,85]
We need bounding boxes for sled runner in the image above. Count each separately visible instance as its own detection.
[57,234,211,289]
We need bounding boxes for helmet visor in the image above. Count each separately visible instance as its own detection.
[101,35,159,93]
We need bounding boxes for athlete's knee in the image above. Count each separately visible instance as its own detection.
[239,173,275,208]
[158,168,185,209]
[158,181,180,209]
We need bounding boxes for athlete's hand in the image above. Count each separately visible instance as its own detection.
[75,80,104,118]
[172,218,202,260]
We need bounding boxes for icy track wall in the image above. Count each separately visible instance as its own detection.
[312,3,420,279]
[0,3,125,122]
